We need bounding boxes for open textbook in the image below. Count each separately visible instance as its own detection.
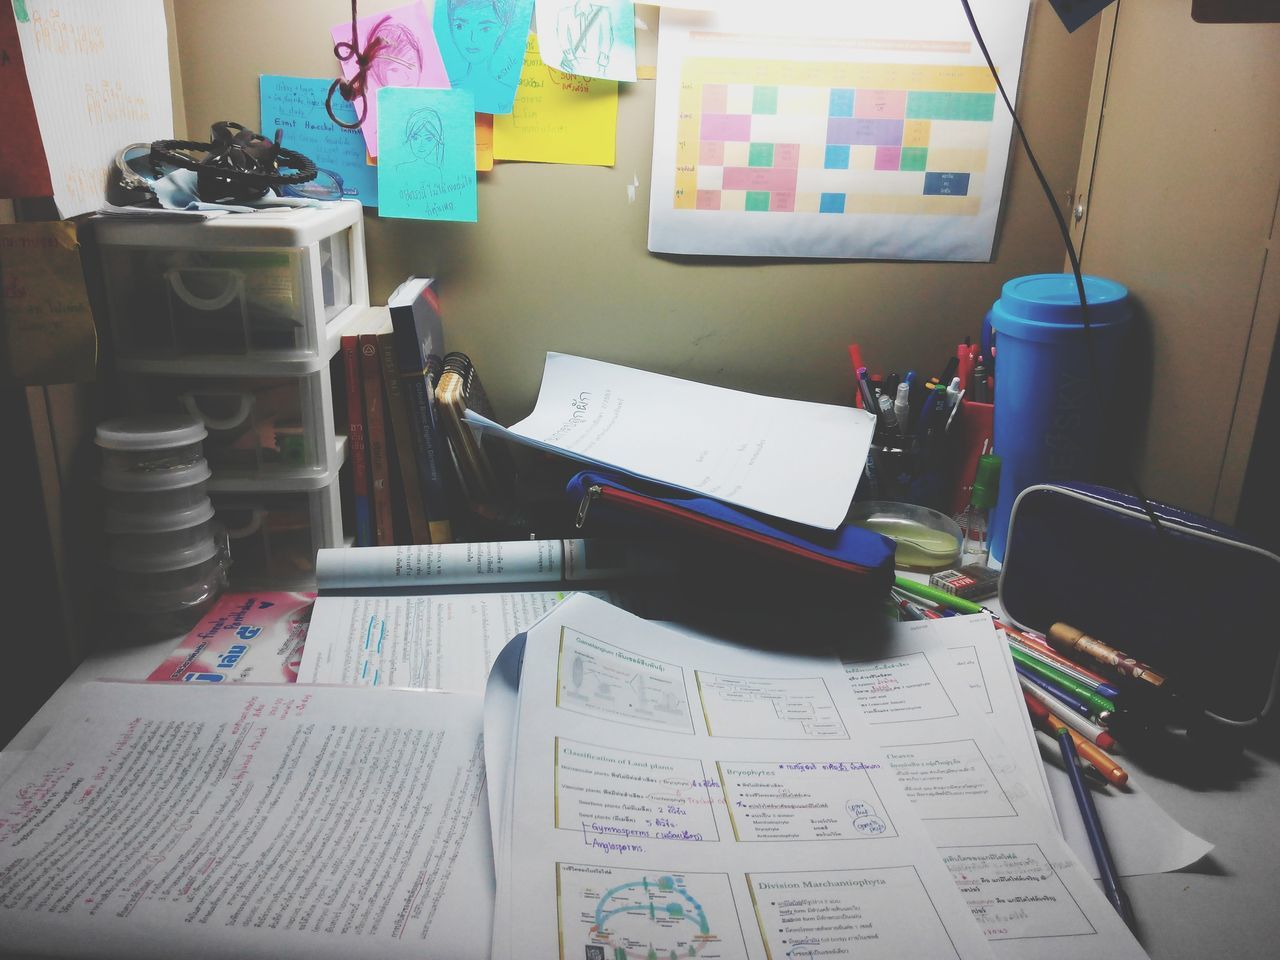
[0,682,492,960]
[298,539,669,692]
[484,597,1150,960]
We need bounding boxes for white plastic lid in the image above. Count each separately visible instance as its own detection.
[96,414,207,451]
[104,499,215,534]
[101,457,211,492]
[109,533,220,573]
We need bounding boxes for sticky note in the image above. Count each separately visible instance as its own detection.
[260,75,378,206]
[535,0,637,82]
[492,33,617,166]
[377,87,478,221]
[434,0,535,115]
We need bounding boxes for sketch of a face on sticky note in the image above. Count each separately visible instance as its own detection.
[400,108,446,177]
[368,19,426,88]
[436,0,534,114]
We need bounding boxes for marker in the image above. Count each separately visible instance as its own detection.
[1005,633,1122,700]
[892,576,986,615]
[957,342,976,394]
[1021,678,1118,751]
[972,356,989,402]
[849,344,865,407]
[893,382,911,432]
[1008,645,1117,716]
[1048,622,1168,689]
[944,376,963,411]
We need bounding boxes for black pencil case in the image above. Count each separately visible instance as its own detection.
[566,469,896,621]
[999,482,1280,732]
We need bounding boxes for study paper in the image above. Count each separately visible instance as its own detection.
[0,682,492,960]
[13,0,174,219]
[465,352,874,529]
[491,594,997,960]
[841,616,1149,959]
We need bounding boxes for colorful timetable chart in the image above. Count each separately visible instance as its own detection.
[649,1,1031,261]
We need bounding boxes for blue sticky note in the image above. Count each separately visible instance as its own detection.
[259,75,378,206]
[434,0,535,114]
[377,87,478,222]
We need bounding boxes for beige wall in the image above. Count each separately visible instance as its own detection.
[172,1,1098,419]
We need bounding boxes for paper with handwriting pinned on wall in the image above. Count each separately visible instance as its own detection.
[0,221,96,384]
[377,86,478,221]
[12,0,173,218]
[492,33,618,166]
[260,75,379,207]
[535,0,637,83]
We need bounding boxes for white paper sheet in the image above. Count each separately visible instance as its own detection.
[300,590,590,692]
[1042,745,1214,880]
[466,352,874,529]
[0,682,492,960]
[647,0,1029,260]
[492,594,997,960]
[841,617,1149,959]
[14,1,175,218]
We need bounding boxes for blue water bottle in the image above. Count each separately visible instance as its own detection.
[985,274,1131,563]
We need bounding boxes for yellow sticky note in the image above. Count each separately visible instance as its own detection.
[0,221,97,384]
[492,34,617,167]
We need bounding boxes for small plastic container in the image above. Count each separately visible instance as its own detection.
[110,534,230,635]
[847,501,963,572]
[101,458,212,515]
[104,499,219,557]
[95,414,207,474]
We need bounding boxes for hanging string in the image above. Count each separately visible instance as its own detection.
[325,0,390,129]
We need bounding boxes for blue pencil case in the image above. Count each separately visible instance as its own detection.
[1000,482,1280,732]
[566,469,896,613]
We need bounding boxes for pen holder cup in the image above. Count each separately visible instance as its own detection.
[863,436,955,513]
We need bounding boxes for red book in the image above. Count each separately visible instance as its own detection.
[359,331,394,547]
[340,334,372,547]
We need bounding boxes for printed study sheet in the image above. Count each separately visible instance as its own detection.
[464,352,875,529]
[488,594,999,960]
[0,682,493,960]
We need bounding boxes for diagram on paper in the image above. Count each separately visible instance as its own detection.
[557,628,696,734]
[695,672,849,739]
[717,760,897,843]
[557,863,746,960]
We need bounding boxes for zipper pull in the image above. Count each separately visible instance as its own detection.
[575,484,601,529]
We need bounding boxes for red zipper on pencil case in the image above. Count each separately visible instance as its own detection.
[576,483,875,576]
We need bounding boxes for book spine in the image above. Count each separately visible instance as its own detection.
[378,331,431,544]
[359,333,394,546]
[341,334,372,547]
[404,372,454,544]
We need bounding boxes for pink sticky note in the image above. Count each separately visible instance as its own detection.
[330,1,450,157]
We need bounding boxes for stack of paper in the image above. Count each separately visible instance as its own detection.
[482,594,1151,960]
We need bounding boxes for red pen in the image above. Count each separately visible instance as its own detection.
[848,344,865,407]
[956,342,975,396]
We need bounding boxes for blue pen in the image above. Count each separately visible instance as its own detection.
[1056,727,1134,928]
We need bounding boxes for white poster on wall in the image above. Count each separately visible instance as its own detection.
[14,0,175,218]
[647,0,1031,261]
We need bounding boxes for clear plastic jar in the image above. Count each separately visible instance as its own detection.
[95,414,207,474]
[101,458,211,515]
[110,533,231,637]
[105,499,219,557]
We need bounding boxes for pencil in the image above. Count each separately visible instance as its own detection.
[1055,724,1135,929]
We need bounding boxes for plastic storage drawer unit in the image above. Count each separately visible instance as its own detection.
[93,201,368,364]
[123,359,341,480]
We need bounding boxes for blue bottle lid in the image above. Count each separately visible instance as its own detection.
[997,273,1130,327]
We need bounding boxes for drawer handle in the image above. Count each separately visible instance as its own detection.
[167,267,245,312]
[179,391,255,431]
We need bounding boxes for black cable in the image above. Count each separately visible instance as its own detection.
[958,0,1164,534]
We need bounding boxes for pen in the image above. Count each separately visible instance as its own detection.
[1021,676,1118,750]
[849,344,865,407]
[1055,724,1134,928]
[956,342,975,395]
[893,382,911,433]
[1023,690,1127,786]
[1009,645,1117,716]
[1016,664,1111,723]
[1006,633,1122,700]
